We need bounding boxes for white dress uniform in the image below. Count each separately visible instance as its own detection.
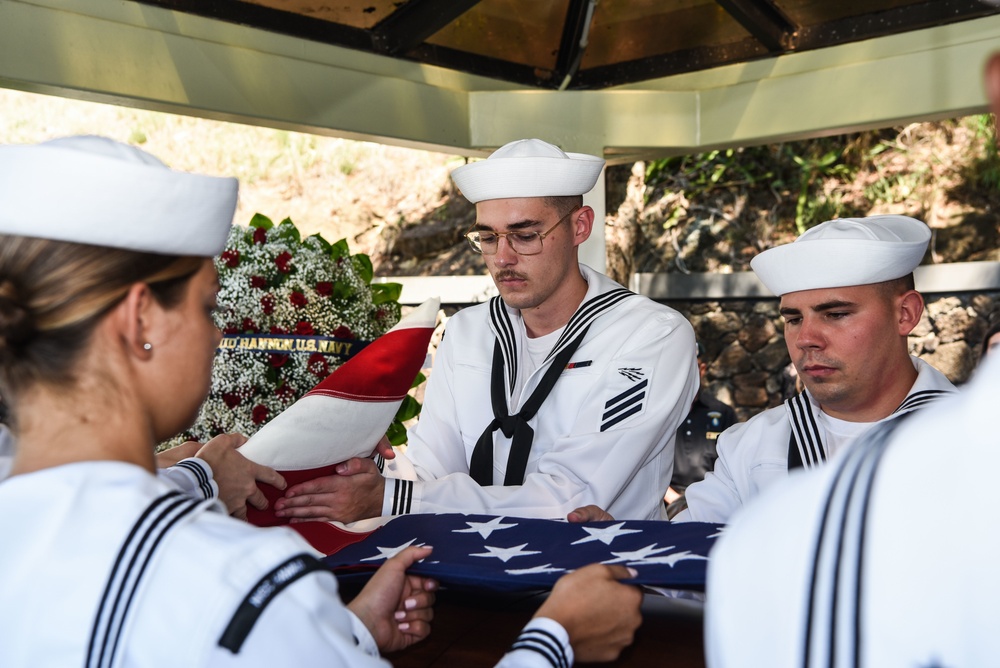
[0,461,577,668]
[705,354,1000,668]
[382,265,699,521]
[0,462,388,667]
[677,357,955,524]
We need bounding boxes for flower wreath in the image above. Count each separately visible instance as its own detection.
[178,214,421,446]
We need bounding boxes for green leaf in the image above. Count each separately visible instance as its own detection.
[275,219,301,244]
[305,233,333,253]
[249,213,274,230]
[330,238,350,260]
[386,420,408,446]
[353,254,374,284]
[817,151,839,167]
[410,371,426,389]
[371,282,402,305]
[333,282,355,300]
[395,395,421,422]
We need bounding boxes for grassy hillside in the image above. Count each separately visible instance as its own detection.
[3,87,998,281]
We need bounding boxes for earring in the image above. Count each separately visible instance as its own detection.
[143,342,153,351]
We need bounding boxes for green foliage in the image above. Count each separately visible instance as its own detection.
[966,114,1000,192]
[371,282,403,304]
[387,371,428,446]
[248,213,274,230]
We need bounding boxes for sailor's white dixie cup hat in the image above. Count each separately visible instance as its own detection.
[750,215,931,296]
[0,135,238,257]
[450,138,606,203]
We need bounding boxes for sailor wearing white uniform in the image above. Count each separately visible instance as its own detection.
[0,136,642,667]
[272,138,699,523]
[566,215,955,527]
[706,352,1000,667]
[674,215,955,524]
[707,52,1000,668]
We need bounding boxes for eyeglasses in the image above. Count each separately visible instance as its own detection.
[465,207,581,256]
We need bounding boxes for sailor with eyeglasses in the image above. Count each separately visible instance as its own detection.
[274,138,700,524]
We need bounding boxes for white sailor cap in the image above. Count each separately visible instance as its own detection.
[0,135,238,257]
[450,138,605,204]
[750,215,930,296]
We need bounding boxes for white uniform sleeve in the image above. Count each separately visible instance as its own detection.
[673,425,745,523]
[207,560,390,667]
[384,309,698,520]
[495,617,573,668]
[678,409,788,524]
[158,457,220,501]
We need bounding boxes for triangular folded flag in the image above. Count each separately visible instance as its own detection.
[242,297,440,534]
[323,513,724,593]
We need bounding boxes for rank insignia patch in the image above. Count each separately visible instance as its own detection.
[617,367,645,382]
[601,374,649,432]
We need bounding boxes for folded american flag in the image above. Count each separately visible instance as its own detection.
[322,513,723,592]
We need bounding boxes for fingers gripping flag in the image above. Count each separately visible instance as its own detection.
[241,298,440,535]
[323,513,724,593]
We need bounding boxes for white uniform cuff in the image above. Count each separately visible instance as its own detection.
[382,477,416,516]
[159,457,219,501]
[497,617,573,668]
[347,609,381,657]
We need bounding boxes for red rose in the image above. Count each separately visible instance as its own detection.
[222,393,242,409]
[316,281,333,296]
[294,321,315,335]
[307,352,329,378]
[241,317,258,333]
[251,404,268,424]
[289,291,308,308]
[275,383,296,399]
[269,325,287,335]
[223,325,239,335]
[333,325,353,339]
[250,275,267,289]
[275,252,293,273]
[268,353,288,368]
[221,249,240,268]
[253,226,268,245]
[260,294,275,315]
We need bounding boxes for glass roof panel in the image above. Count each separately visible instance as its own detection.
[583,0,752,68]
[425,0,571,71]
[239,0,403,30]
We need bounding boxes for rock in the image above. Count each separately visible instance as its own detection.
[930,303,975,344]
[734,384,769,407]
[756,339,791,372]
[738,313,776,352]
[700,311,743,339]
[708,342,752,378]
[920,342,975,383]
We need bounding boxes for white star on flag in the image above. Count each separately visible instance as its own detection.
[506,564,566,576]
[638,551,709,567]
[603,543,675,564]
[361,538,422,562]
[571,522,642,546]
[470,543,542,563]
[454,517,518,539]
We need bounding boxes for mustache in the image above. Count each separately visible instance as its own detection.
[795,354,842,371]
[493,270,528,282]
